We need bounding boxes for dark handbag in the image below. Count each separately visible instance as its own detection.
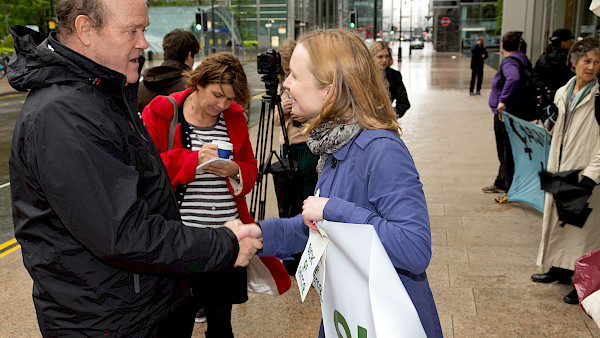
[269,158,304,218]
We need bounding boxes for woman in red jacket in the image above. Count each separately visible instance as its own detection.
[142,52,257,337]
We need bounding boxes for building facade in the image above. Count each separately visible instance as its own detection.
[432,0,500,52]
[502,0,598,65]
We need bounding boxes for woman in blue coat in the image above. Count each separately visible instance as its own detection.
[251,29,442,337]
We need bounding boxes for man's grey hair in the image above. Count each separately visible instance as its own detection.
[55,0,106,41]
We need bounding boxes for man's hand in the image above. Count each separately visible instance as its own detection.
[224,220,263,267]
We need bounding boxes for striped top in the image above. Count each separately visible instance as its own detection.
[180,113,239,228]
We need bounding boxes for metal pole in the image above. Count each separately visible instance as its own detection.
[211,0,216,54]
[231,12,234,54]
[373,0,378,39]
[409,0,413,56]
[398,0,402,59]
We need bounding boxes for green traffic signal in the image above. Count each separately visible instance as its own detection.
[195,23,202,31]
[350,23,355,28]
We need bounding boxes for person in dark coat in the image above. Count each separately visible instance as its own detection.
[6,0,262,335]
[470,36,488,95]
[534,28,575,99]
[137,29,200,112]
[370,40,411,118]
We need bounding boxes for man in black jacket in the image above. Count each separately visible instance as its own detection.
[7,0,262,336]
[469,36,488,95]
[534,28,575,98]
[137,29,199,112]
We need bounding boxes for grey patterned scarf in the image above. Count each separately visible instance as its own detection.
[307,122,361,176]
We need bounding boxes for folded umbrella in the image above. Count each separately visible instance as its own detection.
[539,169,593,228]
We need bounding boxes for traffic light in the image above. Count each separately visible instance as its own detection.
[195,11,206,31]
[350,11,357,29]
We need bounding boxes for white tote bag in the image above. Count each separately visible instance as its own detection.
[297,220,426,338]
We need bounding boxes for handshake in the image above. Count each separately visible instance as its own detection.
[224,220,263,267]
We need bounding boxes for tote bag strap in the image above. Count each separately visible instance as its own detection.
[165,96,178,150]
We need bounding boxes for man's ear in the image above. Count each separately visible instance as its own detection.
[74,15,94,46]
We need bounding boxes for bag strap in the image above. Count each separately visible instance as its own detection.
[595,92,600,127]
[165,95,178,150]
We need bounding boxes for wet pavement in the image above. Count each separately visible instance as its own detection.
[1,41,599,337]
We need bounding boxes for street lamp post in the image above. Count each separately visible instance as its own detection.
[398,0,402,59]
[211,0,216,53]
[265,23,272,47]
[409,0,413,56]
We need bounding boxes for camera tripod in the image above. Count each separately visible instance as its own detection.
[249,74,298,221]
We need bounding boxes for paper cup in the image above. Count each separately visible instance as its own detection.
[212,140,233,159]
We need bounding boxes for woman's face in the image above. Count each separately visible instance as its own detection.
[194,83,235,118]
[374,49,390,70]
[283,43,330,122]
[574,50,600,87]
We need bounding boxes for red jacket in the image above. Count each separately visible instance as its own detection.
[142,88,257,223]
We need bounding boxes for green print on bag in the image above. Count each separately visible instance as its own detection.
[334,310,367,338]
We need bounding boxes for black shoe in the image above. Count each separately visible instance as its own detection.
[531,269,572,284]
[476,91,481,95]
[563,288,579,304]
[469,92,476,96]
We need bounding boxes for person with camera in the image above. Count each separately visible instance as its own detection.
[369,40,411,118]
[533,37,600,305]
[272,39,320,274]
[142,52,257,336]
[248,29,442,337]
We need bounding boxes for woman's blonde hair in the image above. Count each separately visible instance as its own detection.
[369,40,394,68]
[298,29,399,135]
[185,52,250,108]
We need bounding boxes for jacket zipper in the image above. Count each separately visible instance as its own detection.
[134,274,140,294]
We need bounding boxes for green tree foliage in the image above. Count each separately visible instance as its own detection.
[495,0,503,36]
[229,0,255,42]
[0,1,52,38]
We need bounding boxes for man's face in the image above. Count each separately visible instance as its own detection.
[87,0,149,83]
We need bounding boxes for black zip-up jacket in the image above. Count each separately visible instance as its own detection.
[8,26,239,335]
[385,67,411,118]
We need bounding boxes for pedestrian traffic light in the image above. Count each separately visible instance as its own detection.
[195,12,205,31]
[350,12,357,29]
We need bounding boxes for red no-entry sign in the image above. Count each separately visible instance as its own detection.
[441,17,451,26]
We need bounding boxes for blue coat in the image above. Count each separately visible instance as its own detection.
[260,128,442,337]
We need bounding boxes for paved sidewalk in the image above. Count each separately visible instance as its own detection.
[1,42,599,337]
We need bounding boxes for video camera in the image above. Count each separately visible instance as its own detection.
[257,49,281,76]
